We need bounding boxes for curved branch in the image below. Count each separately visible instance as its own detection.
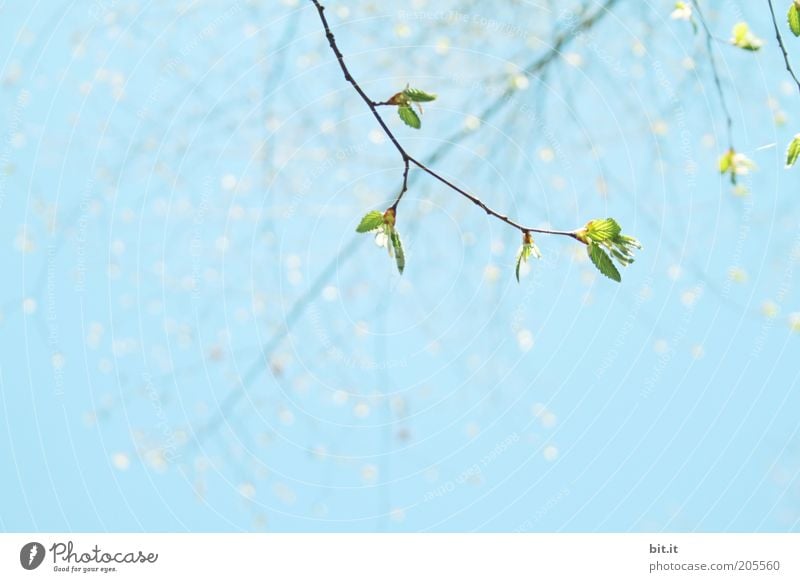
[766,0,800,96]
[188,0,623,450]
[310,0,581,241]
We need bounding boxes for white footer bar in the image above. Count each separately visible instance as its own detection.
[1,534,798,581]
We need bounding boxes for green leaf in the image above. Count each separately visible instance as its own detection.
[786,134,800,168]
[515,245,530,283]
[620,234,642,250]
[397,105,421,129]
[789,4,800,37]
[403,87,437,102]
[718,150,732,174]
[587,243,621,282]
[390,230,405,274]
[514,238,542,282]
[585,218,622,243]
[356,210,385,233]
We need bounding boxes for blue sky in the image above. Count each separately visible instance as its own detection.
[1,0,799,532]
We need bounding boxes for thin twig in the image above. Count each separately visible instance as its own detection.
[310,0,581,241]
[409,158,577,237]
[691,0,735,149]
[766,0,800,96]
[390,158,410,210]
[311,0,411,161]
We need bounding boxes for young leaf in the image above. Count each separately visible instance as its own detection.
[786,134,800,168]
[386,91,408,106]
[670,2,692,21]
[585,218,622,243]
[356,210,385,233]
[575,219,640,275]
[403,87,437,102]
[515,245,529,283]
[390,230,405,274]
[789,4,800,37]
[397,105,421,129]
[718,149,755,185]
[514,233,542,282]
[587,243,621,282]
[718,150,733,174]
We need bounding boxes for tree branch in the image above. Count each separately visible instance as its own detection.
[691,0,735,150]
[390,157,410,210]
[187,1,623,451]
[310,0,581,241]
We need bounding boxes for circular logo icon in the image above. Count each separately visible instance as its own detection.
[20,542,45,570]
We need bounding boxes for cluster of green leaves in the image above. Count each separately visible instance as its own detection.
[355,208,405,274]
[575,219,641,283]
[730,22,764,51]
[357,86,642,283]
[515,232,542,282]
[386,86,437,129]
[789,1,800,37]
